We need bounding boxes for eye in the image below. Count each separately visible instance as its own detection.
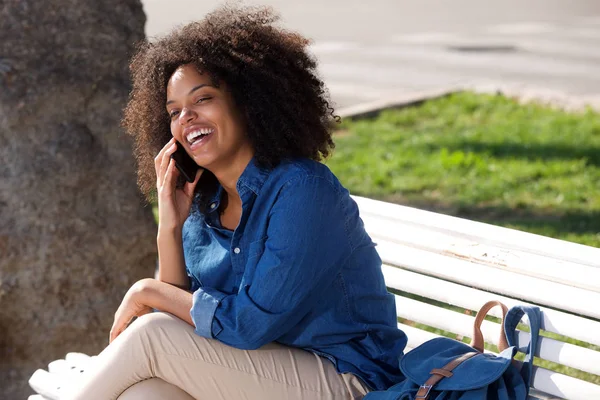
[168,110,180,119]
[195,96,212,104]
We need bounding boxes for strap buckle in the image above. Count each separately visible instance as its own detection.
[416,384,433,399]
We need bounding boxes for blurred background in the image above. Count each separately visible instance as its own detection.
[143,0,600,108]
[139,0,600,247]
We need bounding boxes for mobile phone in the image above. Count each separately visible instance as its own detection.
[170,141,201,183]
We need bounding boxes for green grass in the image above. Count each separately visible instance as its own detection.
[326,91,600,247]
[329,92,600,384]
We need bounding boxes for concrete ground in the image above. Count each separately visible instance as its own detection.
[141,0,600,108]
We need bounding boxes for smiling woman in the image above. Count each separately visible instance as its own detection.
[165,65,253,179]
[122,4,336,214]
[62,5,408,400]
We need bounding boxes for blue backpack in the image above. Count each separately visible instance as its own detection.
[365,301,541,400]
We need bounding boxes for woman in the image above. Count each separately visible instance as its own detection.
[66,5,407,400]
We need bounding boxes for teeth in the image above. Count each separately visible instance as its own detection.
[186,128,214,144]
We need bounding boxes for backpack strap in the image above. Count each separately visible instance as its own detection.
[415,352,479,400]
[416,301,512,400]
[471,300,509,353]
[503,305,542,394]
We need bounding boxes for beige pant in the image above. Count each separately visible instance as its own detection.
[65,312,370,400]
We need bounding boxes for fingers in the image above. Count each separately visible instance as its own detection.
[154,138,177,188]
[158,142,177,189]
[108,326,119,344]
[154,137,175,170]
[109,314,131,344]
[161,158,178,194]
[154,139,170,186]
[109,297,136,343]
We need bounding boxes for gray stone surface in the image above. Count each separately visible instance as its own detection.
[0,1,157,398]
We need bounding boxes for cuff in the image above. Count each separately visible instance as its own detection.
[191,287,227,338]
[187,273,201,293]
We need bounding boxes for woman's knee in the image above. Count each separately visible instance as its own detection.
[117,378,195,400]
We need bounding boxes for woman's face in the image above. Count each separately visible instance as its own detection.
[166,64,253,170]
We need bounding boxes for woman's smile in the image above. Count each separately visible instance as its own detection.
[184,125,216,151]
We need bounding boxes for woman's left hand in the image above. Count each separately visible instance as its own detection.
[109,280,153,343]
[109,279,194,344]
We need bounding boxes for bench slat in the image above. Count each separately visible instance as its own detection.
[382,265,600,347]
[354,196,600,268]
[29,369,64,400]
[397,322,441,349]
[394,294,600,376]
[376,239,600,319]
[395,295,504,346]
[532,366,600,400]
[523,330,600,377]
[363,214,600,292]
[528,390,561,400]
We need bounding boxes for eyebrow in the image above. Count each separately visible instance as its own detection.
[166,84,212,106]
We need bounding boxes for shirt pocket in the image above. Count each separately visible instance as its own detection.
[247,236,268,260]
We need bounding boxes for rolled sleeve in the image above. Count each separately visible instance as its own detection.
[191,287,227,338]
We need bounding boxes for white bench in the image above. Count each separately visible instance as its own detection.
[29,197,600,399]
[354,195,600,400]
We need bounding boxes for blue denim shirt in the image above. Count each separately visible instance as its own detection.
[182,157,407,390]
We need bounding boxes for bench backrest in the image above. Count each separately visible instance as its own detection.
[354,196,600,400]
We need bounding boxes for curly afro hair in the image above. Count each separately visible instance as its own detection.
[122,5,338,211]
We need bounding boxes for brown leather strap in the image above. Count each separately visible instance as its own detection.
[430,368,453,378]
[415,352,479,400]
[471,300,509,353]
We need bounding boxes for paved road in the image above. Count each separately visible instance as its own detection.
[142,0,600,108]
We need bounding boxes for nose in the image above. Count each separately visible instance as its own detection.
[178,107,197,126]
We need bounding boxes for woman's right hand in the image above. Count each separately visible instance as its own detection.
[154,138,203,233]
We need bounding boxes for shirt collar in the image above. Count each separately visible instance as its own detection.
[206,157,270,212]
[236,156,270,196]
[206,185,224,214]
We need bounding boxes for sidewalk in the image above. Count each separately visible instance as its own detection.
[142,0,600,110]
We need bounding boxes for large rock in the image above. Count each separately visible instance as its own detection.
[0,1,156,398]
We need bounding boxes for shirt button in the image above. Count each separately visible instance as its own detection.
[210,203,217,209]
[233,247,241,254]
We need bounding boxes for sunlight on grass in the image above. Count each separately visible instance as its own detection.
[327,91,600,247]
